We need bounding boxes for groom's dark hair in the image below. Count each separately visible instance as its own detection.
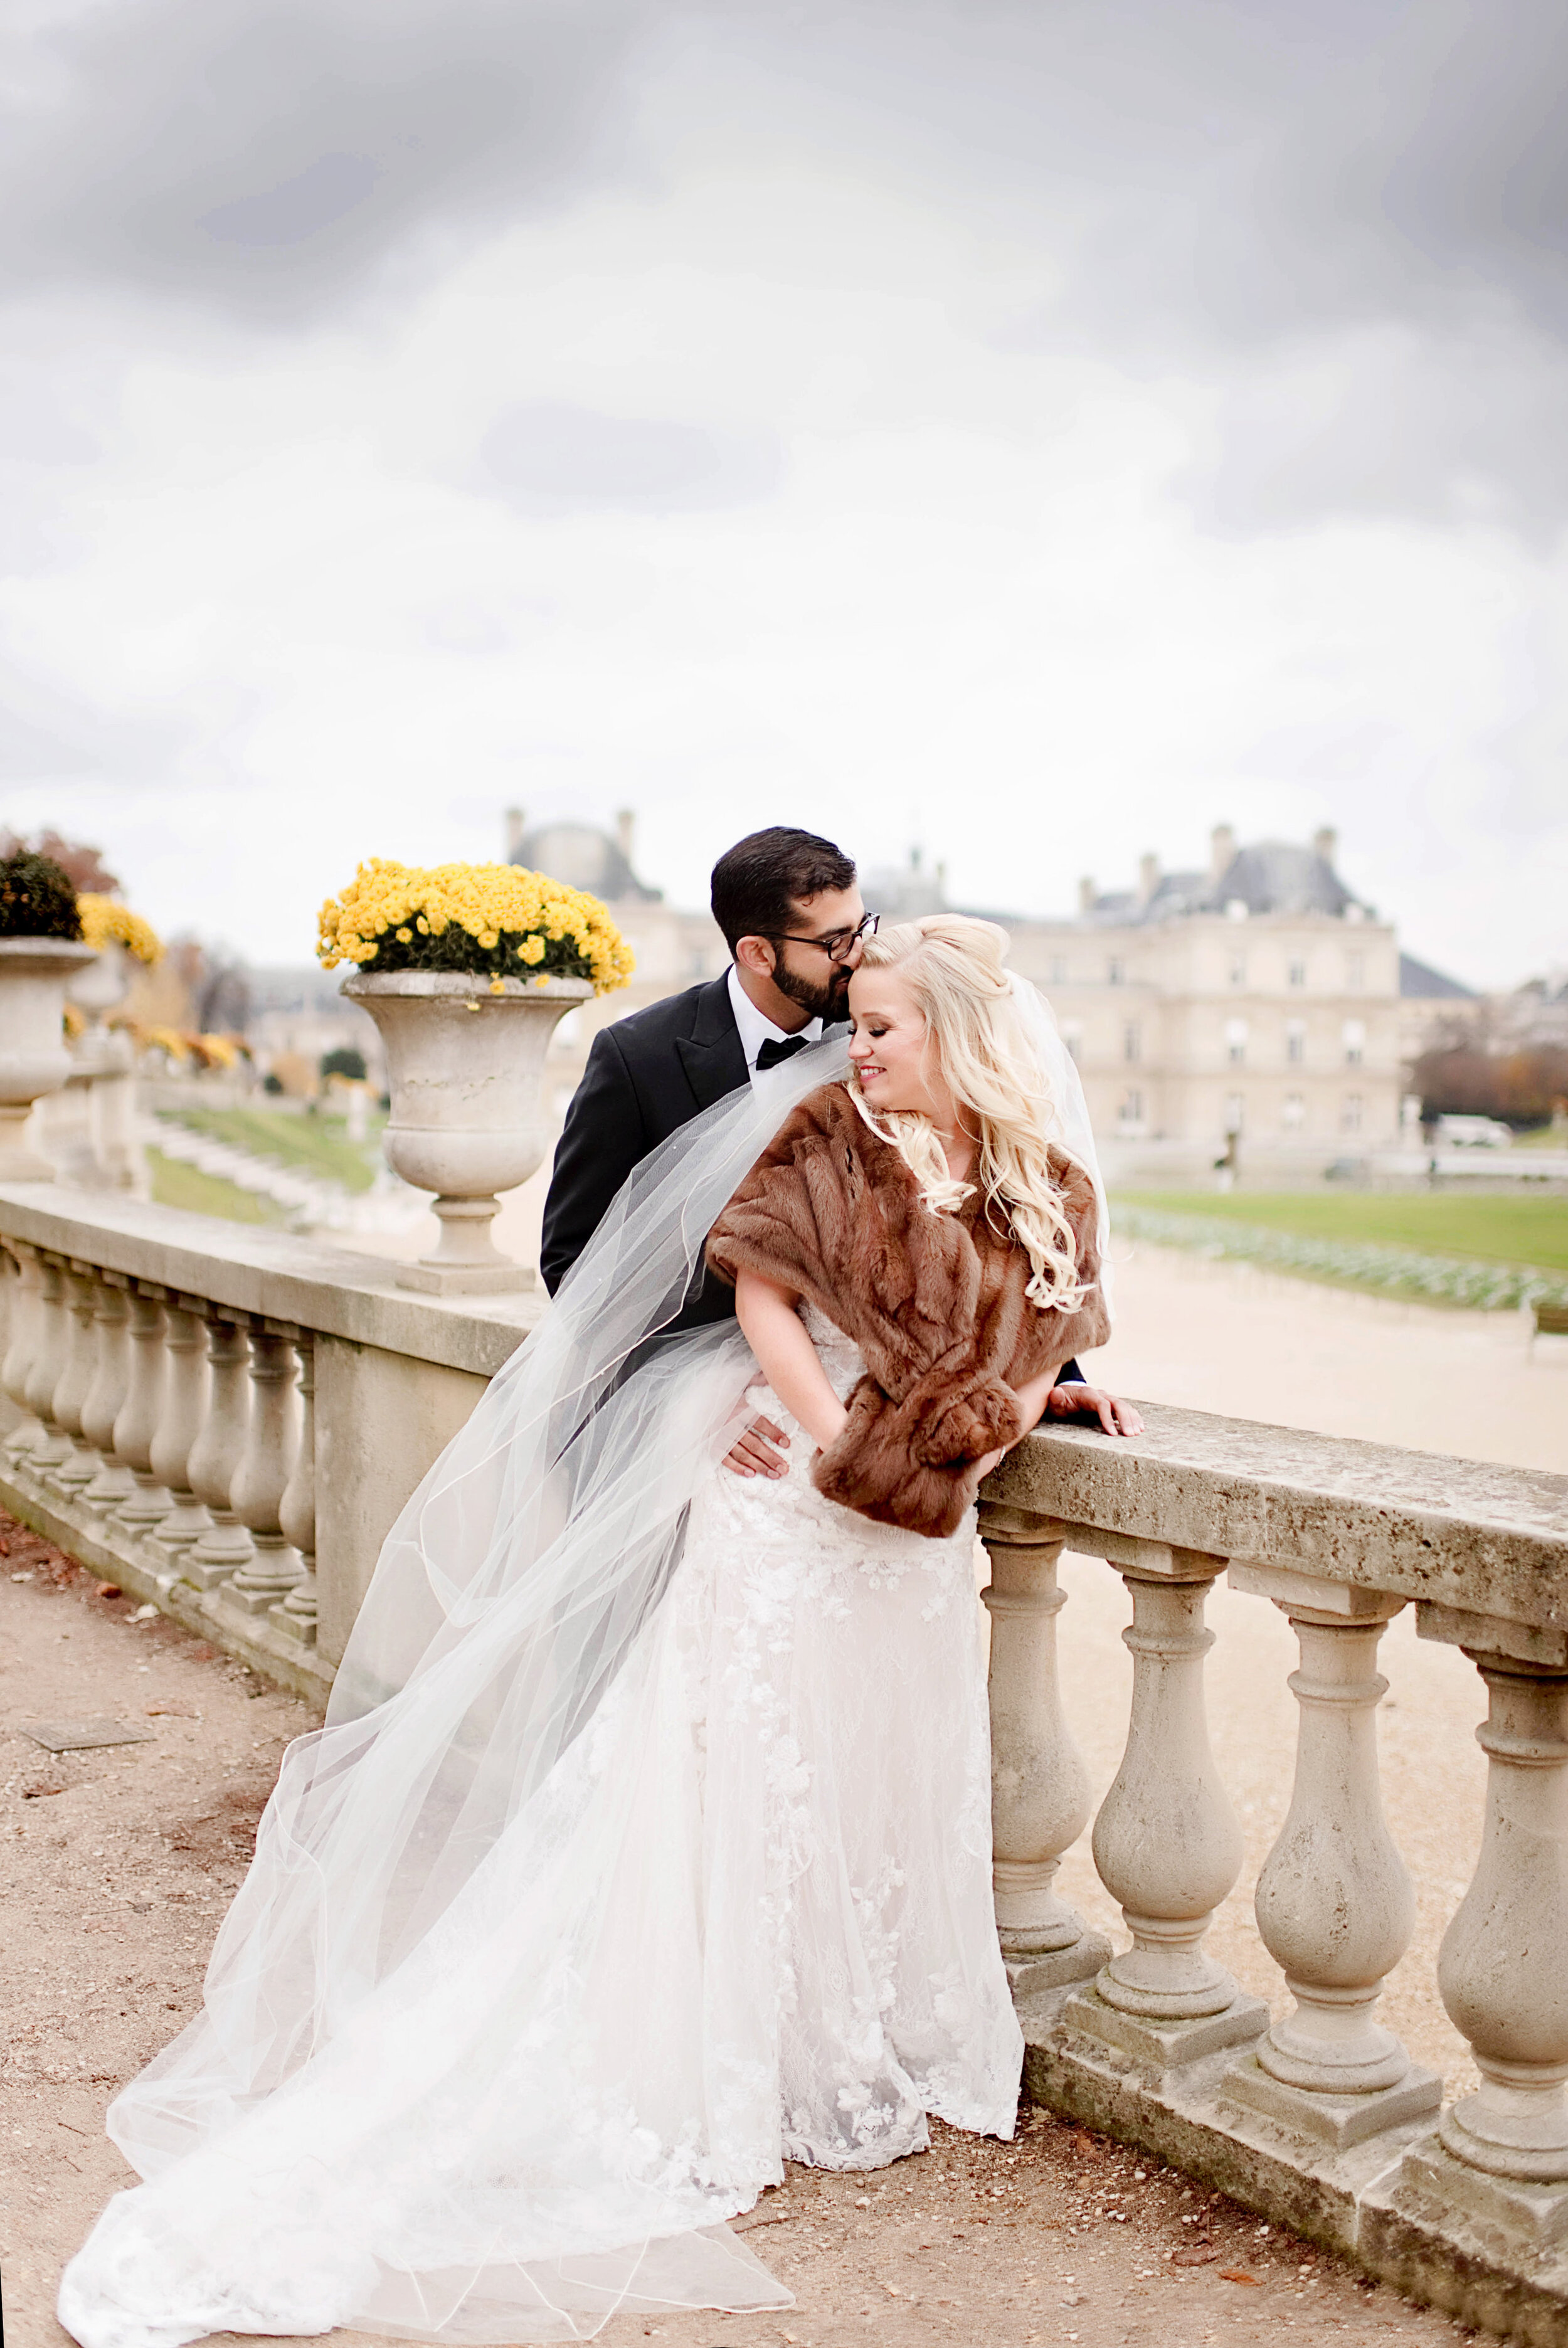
[710,827,856,952]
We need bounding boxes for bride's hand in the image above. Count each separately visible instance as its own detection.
[973,1446,1007,1481]
[1044,1383,1144,1437]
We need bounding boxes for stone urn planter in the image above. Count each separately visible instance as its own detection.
[342,970,595,1293]
[0,937,100,1180]
[66,939,131,1036]
[61,943,138,1187]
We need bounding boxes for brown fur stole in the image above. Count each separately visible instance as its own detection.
[705,1082,1108,1538]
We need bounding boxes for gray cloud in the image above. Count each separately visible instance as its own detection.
[476,401,785,516]
[0,0,651,322]
[744,0,1568,531]
[0,661,186,788]
[3,0,1565,530]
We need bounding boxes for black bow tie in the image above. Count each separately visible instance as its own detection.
[755,1034,811,1072]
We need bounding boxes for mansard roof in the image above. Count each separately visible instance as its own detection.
[509,822,662,903]
[1399,951,1478,1000]
[1079,836,1369,925]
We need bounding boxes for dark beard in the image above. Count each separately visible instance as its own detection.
[772,956,852,1024]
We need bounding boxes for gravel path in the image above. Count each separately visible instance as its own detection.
[1,1515,1477,2348]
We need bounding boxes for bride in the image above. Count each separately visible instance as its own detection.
[60,915,1133,2348]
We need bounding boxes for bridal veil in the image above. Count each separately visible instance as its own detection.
[59,975,1104,2348]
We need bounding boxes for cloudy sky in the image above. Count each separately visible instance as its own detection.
[1,0,1564,985]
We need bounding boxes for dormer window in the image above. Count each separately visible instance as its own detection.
[1107,957,1125,986]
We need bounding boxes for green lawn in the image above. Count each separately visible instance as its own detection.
[147,1150,292,1227]
[1115,1189,1568,1277]
[157,1104,384,1193]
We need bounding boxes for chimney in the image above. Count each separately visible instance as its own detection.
[1313,825,1337,865]
[1078,875,1096,914]
[503,806,526,860]
[615,809,636,866]
[1138,852,1160,906]
[1209,823,1236,883]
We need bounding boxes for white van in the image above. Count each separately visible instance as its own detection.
[1434,1114,1513,1149]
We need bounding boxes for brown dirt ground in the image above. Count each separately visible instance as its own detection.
[1,1515,1476,2348]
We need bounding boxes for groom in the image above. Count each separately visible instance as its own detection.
[541,824,1111,1474]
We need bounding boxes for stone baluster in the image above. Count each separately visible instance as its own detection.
[79,1273,137,1513]
[980,1504,1108,1995]
[23,1254,74,1471]
[110,1284,174,1531]
[220,1322,303,1616]
[43,1262,105,1496]
[1072,1535,1266,2065]
[2,1243,46,1459]
[1425,1645,1568,2211]
[272,1335,317,1647]
[181,1312,255,1590]
[146,1294,214,1558]
[1221,1563,1439,2147]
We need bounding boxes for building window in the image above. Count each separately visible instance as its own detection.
[1346,951,1365,990]
[1283,1092,1305,1129]
[1229,955,1246,987]
[1342,1017,1365,1067]
[1123,1021,1141,1063]
[1118,1089,1143,1126]
[1342,1092,1363,1133]
[1049,956,1068,985]
[1107,957,1125,986]
[1225,1016,1248,1066]
[687,950,707,977]
[1061,1024,1083,1063]
[1288,958,1307,988]
[1224,1091,1246,1134]
[1286,1018,1306,1065]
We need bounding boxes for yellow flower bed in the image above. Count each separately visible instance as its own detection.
[316,859,634,996]
[77,894,163,965]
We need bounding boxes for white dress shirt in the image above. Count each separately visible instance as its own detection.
[727,963,824,1086]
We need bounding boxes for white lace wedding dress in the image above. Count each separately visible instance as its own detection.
[60,1308,1023,2347]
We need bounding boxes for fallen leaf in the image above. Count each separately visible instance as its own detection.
[1220,2268,1263,2286]
[144,1700,198,1719]
[881,2282,903,2297]
[95,1580,120,1599]
[22,1782,65,1799]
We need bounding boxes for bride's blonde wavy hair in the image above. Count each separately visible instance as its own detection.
[849,914,1088,1311]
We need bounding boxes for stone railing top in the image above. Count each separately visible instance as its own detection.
[990,1401,1568,1632]
[0,1183,543,1377]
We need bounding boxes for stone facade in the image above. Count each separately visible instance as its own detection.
[511,814,1415,1173]
[1007,827,1403,1171]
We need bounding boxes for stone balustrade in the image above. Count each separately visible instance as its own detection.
[981,1414,1568,2340]
[1,1178,1565,2335]
[0,1182,541,1700]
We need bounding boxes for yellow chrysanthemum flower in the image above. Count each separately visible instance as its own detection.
[316,860,632,995]
[77,894,163,965]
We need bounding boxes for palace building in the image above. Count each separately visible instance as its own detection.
[508,812,1446,1172]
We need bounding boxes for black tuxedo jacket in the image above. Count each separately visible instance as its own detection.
[539,971,1082,1375]
[541,975,761,1319]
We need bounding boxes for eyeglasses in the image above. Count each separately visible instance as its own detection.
[766,912,880,965]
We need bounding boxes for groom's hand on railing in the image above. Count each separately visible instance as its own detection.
[1044,1383,1144,1437]
[723,1414,792,1478]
